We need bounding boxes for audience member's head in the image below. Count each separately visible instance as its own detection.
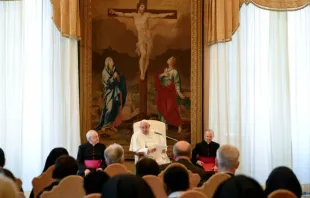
[216,144,239,174]
[84,171,110,195]
[265,166,302,198]
[164,166,189,195]
[101,174,155,198]
[204,129,214,143]
[86,130,100,145]
[173,141,192,161]
[104,143,124,165]
[0,176,18,198]
[0,168,16,182]
[214,175,266,198]
[43,147,69,172]
[0,148,5,167]
[136,157,160,177]
[52,155,78,180]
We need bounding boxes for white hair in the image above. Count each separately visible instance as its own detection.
[104,143,124,165]
[216,145,239,170]
[139,120,150,127]
[86,130,97,141]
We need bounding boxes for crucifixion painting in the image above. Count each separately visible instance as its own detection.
[108,0,178,81]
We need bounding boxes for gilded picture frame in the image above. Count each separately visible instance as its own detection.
[79,0,203,157]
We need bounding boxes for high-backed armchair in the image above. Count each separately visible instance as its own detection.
[130,120,167,163]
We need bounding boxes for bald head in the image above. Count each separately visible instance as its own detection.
[86,130,99,145]
[204,129,214,143]
[139,120,150,135]
[173,141,192,160]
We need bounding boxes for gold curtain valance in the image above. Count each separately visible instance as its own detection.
[205,0,310,45]
[51,0,81,40]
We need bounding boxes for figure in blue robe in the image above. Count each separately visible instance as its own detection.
[95,57,127,131]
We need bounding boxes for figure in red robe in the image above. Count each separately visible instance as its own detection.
[154,56,186,133]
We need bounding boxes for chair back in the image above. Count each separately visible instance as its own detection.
[194,173,231,197]
[268,189,297,198]
[32,165,55,198]
[104,163,132,177]
[84,193,101,198]
[179,190,207,198]
[143,175,167,198]
[158,163,201,189]
[41,175,85,198]
[130,120,167,163]
[15,178,23,192]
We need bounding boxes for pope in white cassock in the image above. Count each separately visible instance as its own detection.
[129,120,170,165]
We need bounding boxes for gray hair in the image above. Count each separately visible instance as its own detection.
[104,143,124,165]
[86,130,97,141]
[205,129,214,136]
[216,145,240,170]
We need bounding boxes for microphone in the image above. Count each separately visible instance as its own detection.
[154,131,178,142]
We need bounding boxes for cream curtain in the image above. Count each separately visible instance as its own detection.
[0,0,80,190]
[51,0,80,39]
[204,0,310,45]
[207,3,310,188]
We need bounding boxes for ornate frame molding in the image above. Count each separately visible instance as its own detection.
[79,0,203,147]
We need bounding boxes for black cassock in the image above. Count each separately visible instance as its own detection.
[191,141,220,164]
[77,142,106,176]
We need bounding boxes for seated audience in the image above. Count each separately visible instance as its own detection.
[104,143,124,165]
[84,171,110,195]
[101,174,155,198]
[265,166,302,198]
[0,168,23,192]
[215,144,240,176]
[0,148,5,168]
[37,155,78,198]
[29,147,68,198]
[213,175,266,198]
[0,176,18,198]
[160,141,212,185]
[136,157,160,177]
[77,130,106,176]
[164,166,189,198]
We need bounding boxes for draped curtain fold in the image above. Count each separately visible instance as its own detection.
[51,0,80,39]
[205,0,310,45]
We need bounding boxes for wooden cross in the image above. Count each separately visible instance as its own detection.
[108,4,177,117]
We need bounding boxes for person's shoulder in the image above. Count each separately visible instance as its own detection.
[159,163,171,171]
[79,142,89,149]
[97,142,106,148]
[212,141,220,147]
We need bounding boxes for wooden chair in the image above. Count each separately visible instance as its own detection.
[193,173,231,198]
[32,165,55,198]
[268,189,297,198]
[15,178,22,192]
[143,175,167,198]
[41,175,85,198]
[84,193,101,198]
[179,190,207,198]
[158,163,201,189]
[104,163,132,177]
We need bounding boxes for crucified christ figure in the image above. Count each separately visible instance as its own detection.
[109,1,176,80]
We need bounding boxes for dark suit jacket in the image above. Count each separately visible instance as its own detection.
[192,141,220,164]
[77,142,106,176]
[159,159,213,186]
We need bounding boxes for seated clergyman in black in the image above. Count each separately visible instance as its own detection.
[77,130,106,176]
[192,129,220,171]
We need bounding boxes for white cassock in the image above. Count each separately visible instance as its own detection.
[129,129,171,165]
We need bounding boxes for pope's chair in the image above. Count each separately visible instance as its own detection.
[130,120,167,163]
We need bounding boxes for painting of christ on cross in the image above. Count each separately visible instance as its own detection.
[91,0,192,158]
